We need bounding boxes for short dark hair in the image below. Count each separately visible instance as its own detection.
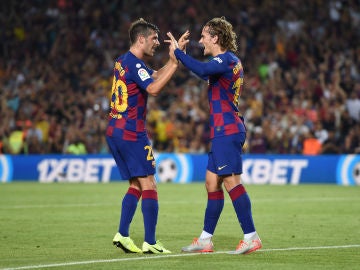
[204,17,237,52]
[128,18,160,45]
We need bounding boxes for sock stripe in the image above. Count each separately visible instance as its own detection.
[142,189,158,200]
[208,190,224,200]
[127,187,141,200]
[229,184,246,201]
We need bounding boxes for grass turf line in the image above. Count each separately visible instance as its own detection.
[0,182,359,270]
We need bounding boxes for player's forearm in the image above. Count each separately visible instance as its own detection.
[153,59,173,79]
[174,49,207,80]
[146,61,178,96]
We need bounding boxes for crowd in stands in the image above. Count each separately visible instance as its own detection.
[0,0,359,155]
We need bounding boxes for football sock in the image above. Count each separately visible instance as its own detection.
[119,187,141,236]
[199,231,213,241]
[229,184,256,234]
[244,231,257,240]
[203,190,224,235]
[142,189,159,245]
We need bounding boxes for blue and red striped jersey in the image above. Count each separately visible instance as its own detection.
[106,51,154,141]
[174,49,246,138]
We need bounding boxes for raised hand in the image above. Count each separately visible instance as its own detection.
[178,30,190,51]
[165,32,179,49]
[165,32,178,63]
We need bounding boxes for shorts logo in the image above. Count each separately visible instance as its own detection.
[138,68,150,81]
[218,165,227,170]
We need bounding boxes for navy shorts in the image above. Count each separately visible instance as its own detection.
[207,133,246,176]
[106,134,156,180]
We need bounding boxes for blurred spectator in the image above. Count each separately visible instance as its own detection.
[302,130,322,155]
[65,135,87,155]
[346,89,360,122]
[314,121,329,144]
[7,126,26,154]
[249,126,267,154]
[321,130,341,154]
[344,125,360,154]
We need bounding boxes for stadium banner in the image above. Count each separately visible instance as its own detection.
[0,154,359,185]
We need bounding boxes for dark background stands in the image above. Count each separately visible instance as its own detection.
[0,0,359,155]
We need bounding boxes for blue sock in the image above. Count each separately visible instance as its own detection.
[141,190,158,245]
[119,188,141,236]
[229,184,256,234]
[203,190,224,234]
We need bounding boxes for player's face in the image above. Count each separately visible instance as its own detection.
[143,31,160,57]
[199,26,214,56]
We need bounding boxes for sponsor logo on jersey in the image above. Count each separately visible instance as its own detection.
[213,57,223,63]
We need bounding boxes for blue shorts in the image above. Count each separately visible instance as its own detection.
[106,134,156,180]
[207,133,246,176]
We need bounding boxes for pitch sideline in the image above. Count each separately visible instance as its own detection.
[1,244,360,270]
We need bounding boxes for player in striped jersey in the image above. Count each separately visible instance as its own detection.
[107,18,186,254]
[168,17,262,254]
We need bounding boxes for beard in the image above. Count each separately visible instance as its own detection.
[144,46,157,57]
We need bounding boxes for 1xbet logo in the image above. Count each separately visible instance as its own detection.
[37,158,116,183]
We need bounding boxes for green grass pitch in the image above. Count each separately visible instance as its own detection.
[0,182,359,270]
